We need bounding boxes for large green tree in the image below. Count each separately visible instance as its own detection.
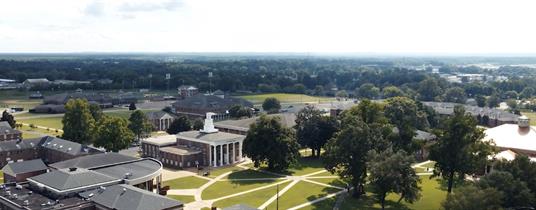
[441,185,503,210]
[128,110,153,142]
[444,87,467,103]
[262,97,281,113]
[368,148,421,209]
[243,115,299,171]
[384,97,418,152]
[429,106,494,193]
[356,83,380,99]
[478,171,535,208]
[418,77,443,101]
[166,116,191,134]
[382,86,404,98]
[493,155,536,204]
[62,99,96,144]
[1,110,16,128]
[295,105,338,157]
[89,103,103,122]
[94,116,135,152]
[228,104,252,119]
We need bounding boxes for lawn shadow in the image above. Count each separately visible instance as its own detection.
[341,195,412,210]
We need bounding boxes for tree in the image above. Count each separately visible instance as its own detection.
[418,78,443,101]
[506,99,517,110]
[475,95,486,107]
[444,87,467,104]
[368,148,421,209]
[129,102,137,110]
[478,171,534,208]
[493,155,536,203]
[166,116,191,134]
[429,106,495,193]
[356,83,380,99]
[228,104,252,119]
[243,115,299,171]
[502,90,518,100]
[1,110,16,128]
[94,116,135,152]
[314,85,324,96]
[335,90,348,98]
[89,103,103,122]
[62,99,96,144]
[295,105,338,157]
[128,110,152,142]
[193,118,204,130]
[441,185,503,210]
[262,97,281,113]
[384,97,418,152]
[382,86,404,98]
[487,94,500,108]
[520,87,535,99]
[324,118,380,198]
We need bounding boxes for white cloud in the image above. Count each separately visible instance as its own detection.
[0,0,536,54]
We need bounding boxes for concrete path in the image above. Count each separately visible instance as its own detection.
[20,122,63,133]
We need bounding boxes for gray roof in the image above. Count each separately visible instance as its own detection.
[223,204,259,210]
[50,153,138,170]
[40,136,89,156]
[88,184,183,210]
[28,168,119,192]
[172,94,253,112]
[159,146,202,155]
[0,121,12,128]
[146,111,174,120]
[422,101,519,122]
[24,78,50,83]
[93,159,162,180]
[0,125,21,136]
[43,92,113,105]
[414,130,437,141]
[178,130,245,144]
[0,138,41,152]
[215,113,297,132]
[2,159,47,176]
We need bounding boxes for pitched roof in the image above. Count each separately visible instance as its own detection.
[177,130,245,144]
[88,184,183,210]
[0,121,12,128]
[414,130,436,141]
[0,138,41,152]
[483,124,536,153]
[40,136,90,156]
[214,113,296,132]
[50,153,138,170]
[24,78,50,83]
[146,111,174,120]
[172,94,253,111]
[223,204,259,210]
[2,159,47,176]
[0,125,21,136]
[28,168,120,193]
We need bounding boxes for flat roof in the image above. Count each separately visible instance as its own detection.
[50,153,138,170]
[142,135,177,146]
[93,159,162,182]
[28,168,120,193]
[177,130,245,144]
[483,124,536,153]
[159,146,201,156]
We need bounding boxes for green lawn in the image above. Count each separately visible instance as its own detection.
[207,166,244,178]
[339,176,447,210]
[307,177,347,188]
[224,169,283,180]
[167,195,196,204]
[212,181,291,209]
[521,112,536,126]
[238,93,335,104]
[0,99,42,110]
[252,157,325,176]
[300,196,338,210]
[163,176,209,189]
[202,180,285,200]
[18,116,63,129]
[21,132,44,139]
[266,181,341,210]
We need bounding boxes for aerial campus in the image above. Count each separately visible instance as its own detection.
[2,1,536,210]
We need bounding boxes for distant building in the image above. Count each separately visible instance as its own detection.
[177,85,199,98]
[483,116,536,161]
[214,113,296,135]
[0,121,22,141]
[28,91,44,99]
[172,94,253,120]
[22,78,50,89]
[423,102,519,127]
[51,79,91,86]
[146,111,176,131]
[1,159,47,183]
[31,92,139,113]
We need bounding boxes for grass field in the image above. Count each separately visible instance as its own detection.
[0,99,42,111]
[167,195,196,204]
[212,181,291,209]
[521,112,536,126]
[266,181,341,210]
[18,116,64,130]
[239,93,335,104]
[202,179,283,200]
[163,176,209,189]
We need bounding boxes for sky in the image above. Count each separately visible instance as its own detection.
[1,0,536,54]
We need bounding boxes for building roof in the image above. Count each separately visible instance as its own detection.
[0,125,21,136]
[172,94,253,113]
[414,130,437,141]
[0,121,12,128]
[483,123,536,154]
[159,146,202,156]
[40,136,93,156]
[86,184,183,210]
[92,159,162,182]
[50,153,138,170]
[0,138,41,152]
[43,92,113,105]
[24,78,50,83]
[142,135,177,146]
[178,85,198,90]
[2,159,47,176]
[177,130,245,144]
[422,101,519,121]
[223,204,259,210]
[28,168,120,193]
[215,113,297,132]
[146,111,174,120]
[493,149,517,161]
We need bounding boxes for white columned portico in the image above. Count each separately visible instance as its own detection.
[230,143,235,164]
[212,145,217,167]
[219,144,223,166]
[225,143,230,164]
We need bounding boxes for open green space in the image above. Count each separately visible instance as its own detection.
[339,176,447,210]
[163,176,209,189]
[238,93,335,104]
[521,112,536,126]
[207,166,244,178]
[300,196,338,210]
[21,132,43,139]
[224,169,283,180]
[18,116,63,130]
[266,181,341,210]
[0,99,42,110]
[167,195,195,204]
[251,157,325,176]
[212,181,291,209]
[307,177,347,188]
[202,179,285,200]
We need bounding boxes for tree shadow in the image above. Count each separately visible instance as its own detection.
[340,195,412,210]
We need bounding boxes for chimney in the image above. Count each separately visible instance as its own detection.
[200,112,218,134]
[69,167,77,172]
[518,116,530,128]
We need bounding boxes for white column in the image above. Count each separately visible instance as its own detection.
[219,145,223,166]
[238,142,243,161]
[226,143,230,165]
[230,143,235,164]
[212,145,217,167]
